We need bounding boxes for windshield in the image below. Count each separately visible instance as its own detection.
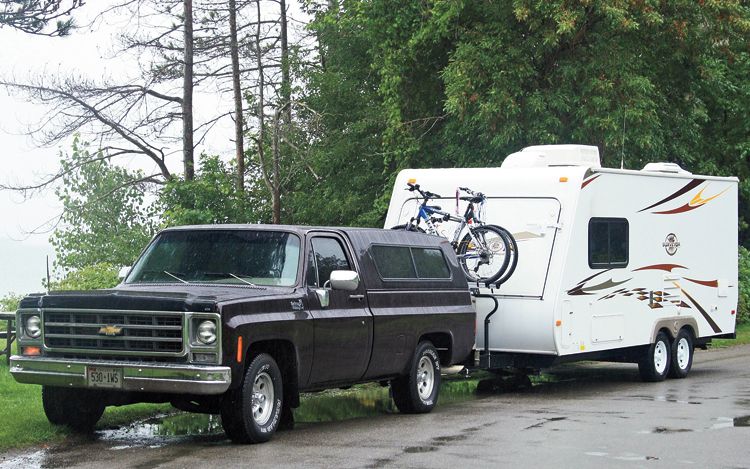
[126,230,301,287]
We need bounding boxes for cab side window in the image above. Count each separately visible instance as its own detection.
[308,237,351,287]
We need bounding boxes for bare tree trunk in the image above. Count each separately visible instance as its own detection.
[279,0,291,125]
[253,0,280,224]
[229,0,244,192]
[183,0,195,181]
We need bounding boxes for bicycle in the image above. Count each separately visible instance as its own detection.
[391,181,518,286]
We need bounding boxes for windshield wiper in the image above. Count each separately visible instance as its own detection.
[228,273,258,287]
[163,270,189,284]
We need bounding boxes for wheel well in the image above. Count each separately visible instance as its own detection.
[680,324,696,339]
[419,332,452,365]
[658,327,674,341]
[247,339,300,408]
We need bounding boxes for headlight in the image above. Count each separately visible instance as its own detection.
[197,320,217,345]
[26,315,41,339]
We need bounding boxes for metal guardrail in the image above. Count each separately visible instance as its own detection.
[0,312,16,365]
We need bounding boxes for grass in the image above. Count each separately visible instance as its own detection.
[710,321,750,348]
[0,340,171,452]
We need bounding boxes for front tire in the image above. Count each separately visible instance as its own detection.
[42,386,105,432]
[638,331,671,382]
[392,341,441,414]
[221,353,283,444]
[668,328,694,379]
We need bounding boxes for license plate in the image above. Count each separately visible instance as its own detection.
[86,366,123,389]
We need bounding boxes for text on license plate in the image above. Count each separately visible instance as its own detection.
[86,366,123,389]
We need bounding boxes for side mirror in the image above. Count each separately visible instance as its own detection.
[118,266,131,281]
[329,270,360,291]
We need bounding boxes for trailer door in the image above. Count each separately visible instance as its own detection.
[484,197,561,297]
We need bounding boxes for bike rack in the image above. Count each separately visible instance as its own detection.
[470,284,499,369]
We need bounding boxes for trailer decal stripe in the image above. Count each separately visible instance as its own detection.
[581,175,600,189]
[633,264,686,272]
[638,179,705,212]
[684,278,719,288]
[681,288,722,333]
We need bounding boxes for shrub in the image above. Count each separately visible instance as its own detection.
[738,246,750,324]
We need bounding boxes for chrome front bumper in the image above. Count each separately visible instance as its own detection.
[10,356,231,395]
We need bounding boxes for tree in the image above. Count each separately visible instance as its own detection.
[50,137,158,271]
[0,0,83,36]
[295,0,750,235]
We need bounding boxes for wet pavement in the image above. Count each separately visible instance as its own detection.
[2,345,750,468]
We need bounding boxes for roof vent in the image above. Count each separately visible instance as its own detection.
[642,162,691,175]
[501,145,601,169]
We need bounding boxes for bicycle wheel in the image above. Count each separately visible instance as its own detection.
[390,224,426,233]
[487,225,518,286]
[456,225,511,284]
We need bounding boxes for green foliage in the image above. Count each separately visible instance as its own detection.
[50,136,158,271]
[159,154,268,226]
[49,263,120,291]
[298,0,750,237]
[738,246,750,324]
[0,293,22,312]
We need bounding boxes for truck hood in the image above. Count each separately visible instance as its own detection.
[28,284,295,312]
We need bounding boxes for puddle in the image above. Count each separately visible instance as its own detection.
[94,378,480,446]
[585,451,659,461]
[710,416,750,430]
[650,427,693,434]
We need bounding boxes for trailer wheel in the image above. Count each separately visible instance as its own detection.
[220,353,283,444]
[42,386,105,432]
[392,341,441,414]
[638,331,671,382]
[668,329,694,379]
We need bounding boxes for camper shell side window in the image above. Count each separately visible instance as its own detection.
[369,244,452,281]
[588,218,629,269]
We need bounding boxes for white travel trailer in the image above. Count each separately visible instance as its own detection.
[385,145,738,381]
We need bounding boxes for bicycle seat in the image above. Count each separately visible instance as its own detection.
[460,196,484,203]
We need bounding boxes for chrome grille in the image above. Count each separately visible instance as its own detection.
[43,309,184,356]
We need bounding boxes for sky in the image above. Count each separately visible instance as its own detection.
[0,2,243,298]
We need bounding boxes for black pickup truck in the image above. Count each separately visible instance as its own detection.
[11,225,475,443]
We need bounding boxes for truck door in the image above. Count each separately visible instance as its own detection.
[305,235,373,385]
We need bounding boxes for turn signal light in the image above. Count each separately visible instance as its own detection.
[731,310,736,315]
[22,346,41,356]
[236,336,244,363]
[408,178,417,184]
[559,177,568,183]
[555,320,562,327]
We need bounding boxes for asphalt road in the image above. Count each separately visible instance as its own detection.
[3,345,750,468]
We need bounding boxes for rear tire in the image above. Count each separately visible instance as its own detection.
[221,353,283,444]
[392,341,441,414]
[668,328,694,379]
[638,331,671,382]
[457,225,512,284]
[390,224,426,233]
[42,386,105,432]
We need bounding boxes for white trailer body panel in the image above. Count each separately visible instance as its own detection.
[385,145,738,362]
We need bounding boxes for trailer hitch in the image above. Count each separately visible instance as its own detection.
[470,287,499,369]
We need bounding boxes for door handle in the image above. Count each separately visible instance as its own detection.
[349,294,365,301]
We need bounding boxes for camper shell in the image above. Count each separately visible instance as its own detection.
[385,145,738,375]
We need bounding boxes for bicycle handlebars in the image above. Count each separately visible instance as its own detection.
[406,182,441,199]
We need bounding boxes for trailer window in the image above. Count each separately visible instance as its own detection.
[588,218,628,268]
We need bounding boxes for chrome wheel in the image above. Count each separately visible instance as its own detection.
[252,371,274,426]
[653,340,668,374]
[675,337,690,370]
[417,356,435,400]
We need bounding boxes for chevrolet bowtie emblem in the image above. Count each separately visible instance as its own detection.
[98,325,124,336]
